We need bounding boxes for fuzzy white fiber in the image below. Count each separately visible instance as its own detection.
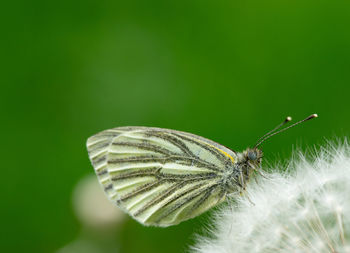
[192,142,350,253]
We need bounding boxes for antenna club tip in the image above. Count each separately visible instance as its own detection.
[286,116,292,121]
[307,113,318,120]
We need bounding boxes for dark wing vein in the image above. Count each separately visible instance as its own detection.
[144,130,195,156]
[155,183,220,223]
[118,180,165,202]
[171,132,228,163]
[108,155,220,172]
[111,141,176,156]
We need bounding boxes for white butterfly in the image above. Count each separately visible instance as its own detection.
[86,115,317,227]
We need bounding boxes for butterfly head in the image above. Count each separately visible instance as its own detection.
[237,114,318,186]
[229,148,263,192]
[244,148,263,169]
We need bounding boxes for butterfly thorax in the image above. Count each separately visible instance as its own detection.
[224,148,263,194]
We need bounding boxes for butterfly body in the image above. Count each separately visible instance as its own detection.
[87,127,262,227]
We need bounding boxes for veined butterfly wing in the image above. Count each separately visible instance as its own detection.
[87,127,237,227]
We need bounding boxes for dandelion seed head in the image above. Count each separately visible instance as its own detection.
[192,141,350,253]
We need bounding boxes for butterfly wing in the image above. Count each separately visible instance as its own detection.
[87,127,237,227]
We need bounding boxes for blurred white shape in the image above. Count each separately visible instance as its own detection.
[57,174,126,253]
[192,141,350,253]
[73,174,126,229]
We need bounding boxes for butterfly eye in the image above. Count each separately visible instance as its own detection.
[248,151,257,161]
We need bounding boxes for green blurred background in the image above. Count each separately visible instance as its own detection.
[2,0,350,252]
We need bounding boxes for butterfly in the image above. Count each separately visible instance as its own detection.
[86,114,317,227]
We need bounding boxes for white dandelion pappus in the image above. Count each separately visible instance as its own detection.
[192,141,350,253]
[86,114,317,227]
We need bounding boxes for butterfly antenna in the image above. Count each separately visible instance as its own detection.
[254,114,318,148]
[254,116,292,147]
